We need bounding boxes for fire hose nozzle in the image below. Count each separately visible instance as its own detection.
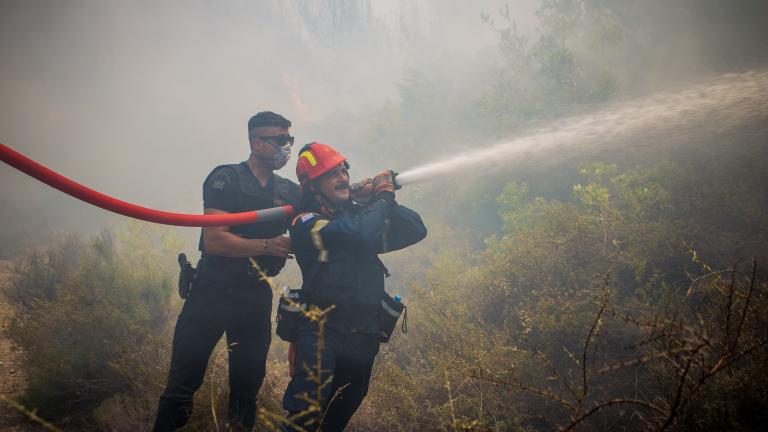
[392,171,402,190]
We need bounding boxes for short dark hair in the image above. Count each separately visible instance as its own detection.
[247,111,291,131]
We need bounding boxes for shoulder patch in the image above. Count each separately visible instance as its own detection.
[292,212,318,226]
[208,168,233,191]
[212,177,227,190]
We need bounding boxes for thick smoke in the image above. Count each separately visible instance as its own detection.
[0,0,530,252]
[1,0,766,254]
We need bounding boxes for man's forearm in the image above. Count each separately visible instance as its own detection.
[202,207,272,257]
[204,231,270,257]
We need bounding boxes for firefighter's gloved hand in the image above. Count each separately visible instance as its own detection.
[350,178,374,204]
[372,170,395,201]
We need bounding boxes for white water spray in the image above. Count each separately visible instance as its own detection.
[396,71,768,186]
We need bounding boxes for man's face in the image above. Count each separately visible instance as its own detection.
[315,163,350,205]
[249,126,291,158]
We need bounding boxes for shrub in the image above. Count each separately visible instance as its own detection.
[354,161,768,431]
[5,223,179,426]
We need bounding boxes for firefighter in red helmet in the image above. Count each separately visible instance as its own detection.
[279,142,426,431]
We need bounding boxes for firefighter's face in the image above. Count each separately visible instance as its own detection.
[316,163,350,204]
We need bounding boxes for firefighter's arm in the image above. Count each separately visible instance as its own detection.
[288,212,330,262]
[202,209,291,258]
[291,199,391,256]
[320,199,393,251]
[379,203,427,253]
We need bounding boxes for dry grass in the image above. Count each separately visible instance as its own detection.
[0,260,50,432]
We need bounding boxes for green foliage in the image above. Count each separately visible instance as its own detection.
[4,223,180,424]
[3,1,767,430]
[478,1,621,133]
[356,159,768,431]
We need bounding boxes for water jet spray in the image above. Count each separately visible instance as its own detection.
[396,70,768,186]
[2,71,766,227]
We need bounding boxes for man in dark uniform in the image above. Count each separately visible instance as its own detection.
[281,142,427,431]
[154,111,301,431]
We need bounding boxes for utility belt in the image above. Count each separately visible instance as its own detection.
[201,255,265,273]
[176,254,275,300]
[275,289,407,343]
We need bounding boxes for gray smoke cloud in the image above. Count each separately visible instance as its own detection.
[0,0,535,252]
[1,0,766,254]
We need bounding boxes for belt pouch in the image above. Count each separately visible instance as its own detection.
[276,287,305,342]
[378,293,405,343]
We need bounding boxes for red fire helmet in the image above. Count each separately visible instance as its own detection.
[295,142,348,182]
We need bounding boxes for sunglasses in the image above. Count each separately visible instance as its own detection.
[253,134,295,149]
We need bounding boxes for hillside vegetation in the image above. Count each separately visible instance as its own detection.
[2,1,767,430]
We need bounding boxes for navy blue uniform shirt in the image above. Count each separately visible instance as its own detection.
[289,198,427,333]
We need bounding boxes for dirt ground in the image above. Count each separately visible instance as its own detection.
[0,260,45,431]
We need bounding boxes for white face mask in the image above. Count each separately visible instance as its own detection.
[269,146,291,169]
[252,139,292,169]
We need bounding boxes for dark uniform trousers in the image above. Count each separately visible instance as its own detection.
[154,263,272,431]
[282,323,380,432]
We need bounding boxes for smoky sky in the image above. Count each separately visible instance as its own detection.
[1,0,765,252]
[0,0,536,245]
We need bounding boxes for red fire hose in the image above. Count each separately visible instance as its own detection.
[0,142,295,227]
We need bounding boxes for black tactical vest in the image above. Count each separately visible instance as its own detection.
[199,162,301,276]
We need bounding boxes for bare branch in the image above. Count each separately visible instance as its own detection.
[685,269,734,296]
[560,398,666,432]
[582,280,610,400]
[529,348,580,400]
[724,265,737,345]
[597,347,691,374]
[732,258,757,352]
[659,347,700,431]
[467,372,576,411]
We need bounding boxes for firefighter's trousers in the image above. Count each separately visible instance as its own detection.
[282,323,380,432]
